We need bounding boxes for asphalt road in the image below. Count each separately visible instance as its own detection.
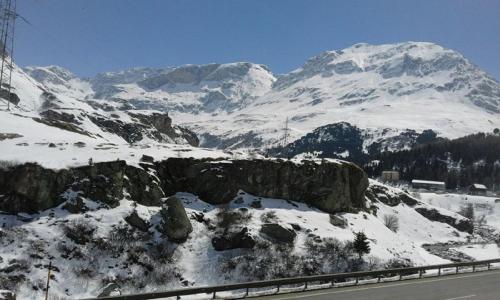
[254,270,500,300]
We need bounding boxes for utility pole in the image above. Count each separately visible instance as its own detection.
[282,117,290,159]
[45,260,52,300]
[0,0,17,111]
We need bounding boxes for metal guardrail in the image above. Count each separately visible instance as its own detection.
[80,258,500,300]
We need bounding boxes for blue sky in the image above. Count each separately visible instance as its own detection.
[16,0,500,79]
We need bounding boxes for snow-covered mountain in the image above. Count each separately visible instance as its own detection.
[1,62,224,169]
[23,42,500,153]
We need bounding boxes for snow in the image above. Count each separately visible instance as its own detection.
[418,192,500,235]
[0,186,473,298]
[21,41,500,150]
[412,179,446,186]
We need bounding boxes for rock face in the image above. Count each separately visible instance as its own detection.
[260,223,296,244]
[0,158,369,215]
[160,196,193,242]
[156,158,369,213]
[212,227,255,251]
[365,183,419,207]
[0,161,164,213]
[415,207,473,233]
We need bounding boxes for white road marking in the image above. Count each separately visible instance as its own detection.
[268,270,500,300]
[444,295,476,300]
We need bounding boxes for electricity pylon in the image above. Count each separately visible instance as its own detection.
[0,0,17,110]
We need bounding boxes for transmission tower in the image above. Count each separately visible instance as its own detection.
[0,0,17,111]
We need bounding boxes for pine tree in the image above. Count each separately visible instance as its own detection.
[353,232,370,259]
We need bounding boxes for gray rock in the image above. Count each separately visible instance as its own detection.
[212,227,255,251]
[329,215,347,228]
[160,196,193,242]
[260,223,296,244]
[98,283,120,298]
[124,210,150,232]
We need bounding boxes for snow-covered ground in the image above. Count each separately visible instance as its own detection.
[418,192,500,260]
[23,42,500,150]
[0,183,478,299]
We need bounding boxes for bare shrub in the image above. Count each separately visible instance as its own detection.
[459,203,475,220]
[61,218,96,245]
[216,207,252,230]
[260,211,278,223]
[383,214,400,232]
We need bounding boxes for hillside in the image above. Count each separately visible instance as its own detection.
[24,42,500,152]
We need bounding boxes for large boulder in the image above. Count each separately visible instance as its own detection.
[160,197,193,242]
[211,227,255,251]
[260,223,296,244]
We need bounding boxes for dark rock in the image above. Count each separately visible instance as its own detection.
[365,184,419,207]
[260,223,296,244]
[250,200,262,208]
[156,158,369,213]
[0,133,22,141]
[212,227,255,251]
[160,196,192,242]
[48,143,57,148]
[290,223,302,231]
[124,165,164,206]
[191,212,205,223]
[62,196,88,214]
[0,88,20,106]
[415,207,473,233]
[329,215,347,228]
[40,110,80,124]
[124,210,150,232]
[140,155,154,163]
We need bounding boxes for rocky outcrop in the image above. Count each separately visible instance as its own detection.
[365,184,419,207]
[212,227,255,251]
[0,161,164,213]
[415,207,473,233]
[156,158,369,213]
[160,196,193,242]
[0,158,369,215]
[128,112,199,147]
[260,223,296,244]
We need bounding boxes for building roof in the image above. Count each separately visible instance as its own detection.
[471,183,487,190]
[411,179,445,186]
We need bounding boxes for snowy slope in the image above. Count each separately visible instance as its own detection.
[25,42,500,151]
[179,42,499,149]
[0,181,474,299]
[1,62,232,169]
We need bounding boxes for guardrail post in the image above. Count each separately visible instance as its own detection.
[488,263,491,270]
[419,269,423,278]
[399,273,403,281]
[456,266,459,274]
[377,275,381,283]
[438,267,441,276]
[212,291,216,299]
[331,280,335,287]
[355,277,359,285]
[304,282,308,291]
[472,264,475,272]
[245,287,249,297]
[177,296,180,300]
[276,285,280,294]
